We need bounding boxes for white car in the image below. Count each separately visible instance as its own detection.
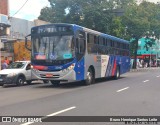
[0,61,36,86]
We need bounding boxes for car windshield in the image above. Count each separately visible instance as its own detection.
[7,62,27,69]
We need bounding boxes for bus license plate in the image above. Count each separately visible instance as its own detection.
[46,74,53,77]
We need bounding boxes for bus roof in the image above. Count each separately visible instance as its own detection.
[32,23,129,44]
[72,24,129,44]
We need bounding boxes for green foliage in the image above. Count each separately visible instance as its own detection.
[39,0,135,38]
[144,37,156,51]
[39,0,160,42]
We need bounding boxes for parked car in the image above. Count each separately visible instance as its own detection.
[0,61,36,86]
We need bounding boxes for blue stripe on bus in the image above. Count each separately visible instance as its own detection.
[105,56,116,77]
[105,56,112,77]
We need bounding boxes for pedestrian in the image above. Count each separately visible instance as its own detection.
[4,57,10,65]
[22,57,26,61]
[141,59,144,68]
[1,60,8,70]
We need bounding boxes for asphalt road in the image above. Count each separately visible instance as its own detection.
[0,69,160,125]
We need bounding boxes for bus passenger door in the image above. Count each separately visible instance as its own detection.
[75,30,86,81]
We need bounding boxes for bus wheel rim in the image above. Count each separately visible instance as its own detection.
[117,69,119,77]
[87,71,92,83]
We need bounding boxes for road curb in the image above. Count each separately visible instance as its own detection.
[130,67,160,72]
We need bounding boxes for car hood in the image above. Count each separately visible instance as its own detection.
[0,69,22,75]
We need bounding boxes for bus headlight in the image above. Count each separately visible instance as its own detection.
[67,63,75,70]
[62,63,75,73]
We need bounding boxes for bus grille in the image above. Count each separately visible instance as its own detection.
[40,74,60,78]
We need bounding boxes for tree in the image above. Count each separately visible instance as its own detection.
[38,0,134,38]
[38,0,160,68]
[122,1,160,68]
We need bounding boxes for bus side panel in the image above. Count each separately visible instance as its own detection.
[101,55,109,77]
[84,55,101,79]
[114,56,130,75]
[121,56,130,74]
[74,57,85,81]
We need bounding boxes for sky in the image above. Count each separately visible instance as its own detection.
[9,0,50,21]
[147,0,160,3]
[9,0,160,21]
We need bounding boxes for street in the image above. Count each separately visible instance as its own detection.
[0,69,160,125]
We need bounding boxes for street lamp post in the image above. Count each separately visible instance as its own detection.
[0,39,2,70]
[150,47,152,68]
[156,50,158,67]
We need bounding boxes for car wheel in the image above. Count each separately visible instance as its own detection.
[51,81,60,86]
[16,76,25,86]
[26,80,32,85]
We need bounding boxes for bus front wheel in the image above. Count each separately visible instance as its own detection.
[85,68,95,85]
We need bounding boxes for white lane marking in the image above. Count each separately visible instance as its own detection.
[143,80,149,83]
[117,87,129,92]
[20,121,34,125]
[156,75,160,78]
[20,106,76,125]
[47,106,76,116]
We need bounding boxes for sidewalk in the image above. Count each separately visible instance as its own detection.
[130,67,160,72]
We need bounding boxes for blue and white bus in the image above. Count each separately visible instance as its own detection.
[25,23,130,85]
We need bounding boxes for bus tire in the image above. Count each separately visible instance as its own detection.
[85,68,95,85]
[114,66,120,80]
[51,81,60,86]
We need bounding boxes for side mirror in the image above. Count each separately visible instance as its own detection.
[26,67,31,70]
[26,64,31,70]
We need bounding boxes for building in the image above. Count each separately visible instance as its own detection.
[1,17,49,62]
[0,0,9,15]
[137,37,160,66]
[0,0,50,69]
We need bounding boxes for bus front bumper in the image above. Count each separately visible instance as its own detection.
[31,69,76,82]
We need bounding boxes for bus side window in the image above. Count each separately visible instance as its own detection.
[79,39,85,54]
[106,39,108,46]
[76,30,86,60]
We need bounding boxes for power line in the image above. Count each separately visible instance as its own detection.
[10,0,29,17]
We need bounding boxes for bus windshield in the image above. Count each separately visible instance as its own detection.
[32,35,75,61]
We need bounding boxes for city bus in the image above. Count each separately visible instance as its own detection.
[25,23,130,86]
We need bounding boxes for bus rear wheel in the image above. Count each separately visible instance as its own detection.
[51,81,60,86]
[114,66,120,80]
[85,68,94,85]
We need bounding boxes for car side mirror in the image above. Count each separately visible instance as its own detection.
[26,65,31,70]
